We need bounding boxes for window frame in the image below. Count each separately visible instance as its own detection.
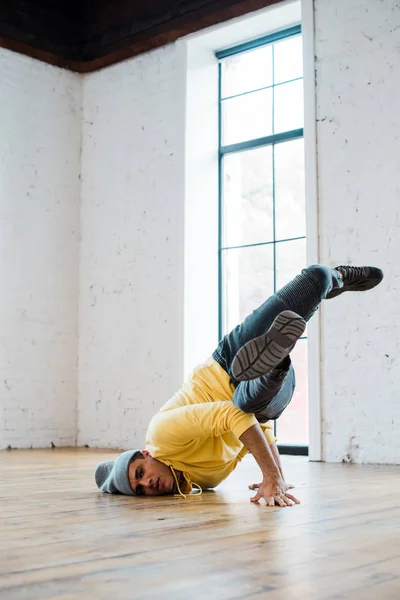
[216,25,308,456]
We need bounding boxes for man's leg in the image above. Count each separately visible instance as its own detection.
[231,264,383,382]
[234,264,340,421]
[213,264,342,382]
[233,363,296,422]
[213,263,383,421]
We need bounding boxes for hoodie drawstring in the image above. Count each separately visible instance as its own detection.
[170,466,202,498]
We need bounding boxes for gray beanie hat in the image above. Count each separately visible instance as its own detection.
[95,449,142,495]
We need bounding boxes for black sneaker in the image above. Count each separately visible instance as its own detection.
[326,266,384,299]
[231,311,306,382]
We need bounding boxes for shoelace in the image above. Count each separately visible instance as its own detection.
[337,265,367,282]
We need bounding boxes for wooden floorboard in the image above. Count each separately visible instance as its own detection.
[1,449,399,599]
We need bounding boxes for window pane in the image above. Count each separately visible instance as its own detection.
[275,238,306,290]
[274,139,306,241]
[275,338,309,445]
[219,35,307,448]
[222,89,273,146]
[273,35,303,84]
[222,245,274,334]
[222,46,273,98]
[274,79,304,134]
[222,147,273,247]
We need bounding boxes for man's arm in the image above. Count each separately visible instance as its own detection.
[248,442,295,492]
[147,403,299,506]
[239,424,300,507]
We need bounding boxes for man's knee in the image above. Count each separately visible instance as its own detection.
[302,264,333,294]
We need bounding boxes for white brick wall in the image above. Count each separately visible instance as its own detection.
[77,45,186,449]
[0,49,82,448]
[315,0,400,463]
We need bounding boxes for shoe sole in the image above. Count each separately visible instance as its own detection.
[231,311,306,382]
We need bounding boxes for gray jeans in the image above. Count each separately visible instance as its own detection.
[212,265,342,422]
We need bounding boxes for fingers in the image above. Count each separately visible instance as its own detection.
[248,483,261,490]
[250,490,261,503]
[275,496,289,508]
[285,492,300,504]
[250,492,299,507]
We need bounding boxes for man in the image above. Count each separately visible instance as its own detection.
[95,264,383,507]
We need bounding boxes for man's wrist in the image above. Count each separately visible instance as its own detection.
[261,466,281,480]
[240,424,282,481]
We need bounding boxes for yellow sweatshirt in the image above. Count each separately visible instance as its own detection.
[145,357,276,494]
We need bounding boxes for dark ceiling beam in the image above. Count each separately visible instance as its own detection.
[0,1,82,61]
[80,0,282,73]
[0,0,283,73]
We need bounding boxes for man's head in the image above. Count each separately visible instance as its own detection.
[128,450,175,496]
[95,449,175,497]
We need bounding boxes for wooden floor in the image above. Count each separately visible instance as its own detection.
[1,449,400,600]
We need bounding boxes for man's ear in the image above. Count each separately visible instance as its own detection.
[142,449,150,458]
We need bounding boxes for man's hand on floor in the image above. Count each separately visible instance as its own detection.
[248,475,300,507]
[239,425,300,507]
[249,481,295,491]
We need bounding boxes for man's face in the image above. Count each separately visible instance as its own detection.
[128,450,175,496]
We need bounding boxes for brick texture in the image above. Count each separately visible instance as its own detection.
[315,0,400,463]
[77,44,186,449]
[0,49,82,448]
